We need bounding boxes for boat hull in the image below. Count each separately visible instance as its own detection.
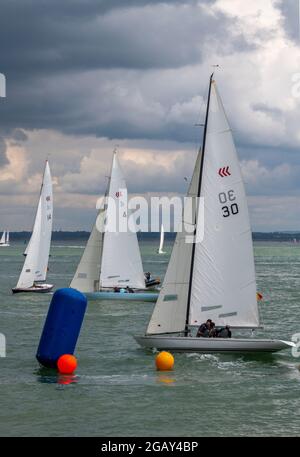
[85,291,159,302]
[134,336,294,353]
[12,284,54,294]
[145,279,161,288]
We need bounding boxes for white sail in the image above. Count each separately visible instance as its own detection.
[158,224,165,254]
[146,150,202,335]
[189,80,259,328]
[16,161,53,288]
[100,152,145,289]
[0,231,6,244]
[24,239,30,256]
[6,231,9,244]
[70,208,105,292]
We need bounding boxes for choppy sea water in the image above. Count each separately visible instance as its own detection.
[0,239,300,437]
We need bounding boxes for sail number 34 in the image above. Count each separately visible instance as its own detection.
[219,190,239,218]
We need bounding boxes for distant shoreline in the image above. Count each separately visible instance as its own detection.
[6,231,300,242]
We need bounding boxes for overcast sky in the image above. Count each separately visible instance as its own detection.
[1,0,300,231]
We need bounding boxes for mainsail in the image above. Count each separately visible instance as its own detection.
[189,80,259,328]
[158,224,165,254]
[16,161,53,288]
[0,231,6,244]
[146,76,259,335]
[100,153,145,289]
[71,151,145,291]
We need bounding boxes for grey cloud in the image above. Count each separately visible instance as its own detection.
[0,136,8,166]
[0,1,241,77]
[10,129,28,142]
[252,103,283,121]
[275,0,300,42]
[0,0,253,144]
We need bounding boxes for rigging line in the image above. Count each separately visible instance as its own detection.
[184,73,214,337]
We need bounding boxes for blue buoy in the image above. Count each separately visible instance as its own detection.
[36,288,87,368]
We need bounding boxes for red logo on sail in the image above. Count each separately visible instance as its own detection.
[218,166,231,178]
[116,191,122,198]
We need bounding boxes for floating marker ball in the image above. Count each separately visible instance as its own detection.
[155,351,174,371]
[57,354,77,374]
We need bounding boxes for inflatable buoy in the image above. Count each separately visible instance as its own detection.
[155,351,174,371]
[36,288,87,368]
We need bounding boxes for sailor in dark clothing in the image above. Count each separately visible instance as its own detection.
[196,319,212,338]
[209,322,217,338]
[217,325,232,338]
[145,272,151,281]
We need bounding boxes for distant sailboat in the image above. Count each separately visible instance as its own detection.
[70,150,160,301]
[135,75,294,353]
[12,161,53,293]
[0,231,9,247]
[157,224,166,254]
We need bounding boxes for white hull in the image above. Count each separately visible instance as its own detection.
[134,335,294,353]
[12,283,53,294]
[0,244,9,247]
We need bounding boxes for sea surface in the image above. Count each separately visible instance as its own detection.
[0,239,300,437]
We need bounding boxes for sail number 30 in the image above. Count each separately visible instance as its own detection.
[218,190,239,218]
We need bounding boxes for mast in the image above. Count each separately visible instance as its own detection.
[99,149,115,288]
[184,73,214,336]
[98,158,113,290]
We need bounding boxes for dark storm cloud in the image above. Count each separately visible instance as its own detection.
[0,0,252,143]
[0,0,235,77]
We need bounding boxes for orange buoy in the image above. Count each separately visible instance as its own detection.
[57,354,77,374]
[155,351,174,371]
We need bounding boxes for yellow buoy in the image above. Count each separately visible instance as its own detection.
[155,351,174,371]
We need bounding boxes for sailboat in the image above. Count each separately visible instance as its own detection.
[157,224,166,254]
[70,151,159,301]
[0,231,9,247]
[12,161,53,293]
[135,75,294,353]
